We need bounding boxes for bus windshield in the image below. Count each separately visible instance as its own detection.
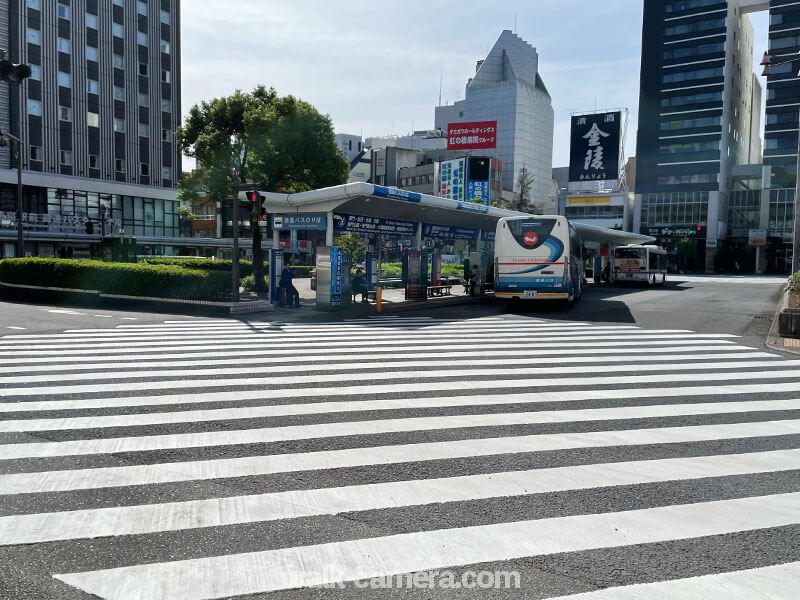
[506,218,558,251]
[616,248,645,259]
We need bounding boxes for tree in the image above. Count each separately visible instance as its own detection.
[333,232,366,264]
[676,237,697,271]
[517,166,534,210]
[176,86,349,296]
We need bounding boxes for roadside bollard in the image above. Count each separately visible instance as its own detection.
[376,286,382,313]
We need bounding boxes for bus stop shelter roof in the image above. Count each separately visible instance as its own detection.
[249,182,653,245]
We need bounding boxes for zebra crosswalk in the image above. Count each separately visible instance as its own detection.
[1,315,800,599]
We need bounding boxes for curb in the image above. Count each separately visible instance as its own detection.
[766,284,798,355]
[0,282,273,316]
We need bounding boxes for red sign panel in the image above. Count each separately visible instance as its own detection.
[447,121,497,150]
[523,232,538,247]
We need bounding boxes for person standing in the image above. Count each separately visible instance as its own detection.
[352,269,368,303]
[469,264,479,296]
[280,263,300,308]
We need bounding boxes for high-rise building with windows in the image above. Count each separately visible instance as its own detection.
[0,0,181,258]
[635,0,800,273]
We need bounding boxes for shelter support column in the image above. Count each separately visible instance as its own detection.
[475,230,483,253]
[326,211,334,246]
[415,222,422,250]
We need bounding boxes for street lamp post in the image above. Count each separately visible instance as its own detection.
[761,50,800,275]
[0,48,31,258]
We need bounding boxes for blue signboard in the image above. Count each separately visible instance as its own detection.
[481,229,496,242]
[466,179,490,205]
[333,213,417,236]
[372,185,422,203]
[271,213,327,230]
[422,223,478,240]
[269,249,283,304]
[456,201,490,214]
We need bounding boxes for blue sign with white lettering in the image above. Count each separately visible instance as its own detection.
[456,201,490,214]
[481,229,496,242]
[422,223,478,240]
[372,185,422,203]
[333,213,417,236]
[466,179,490,205]
[272,213,327,231]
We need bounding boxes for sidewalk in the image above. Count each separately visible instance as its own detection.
[264,278,493,320]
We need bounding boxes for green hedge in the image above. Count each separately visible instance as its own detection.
[139,258,254,278]
[376,262,464,278]
[0,258,231,301]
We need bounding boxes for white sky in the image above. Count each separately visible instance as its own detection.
[181,1,770,171]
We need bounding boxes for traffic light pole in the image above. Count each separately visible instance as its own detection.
[231,184,240,302]
[2,130,25,257]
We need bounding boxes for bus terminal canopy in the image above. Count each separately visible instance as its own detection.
[245,182,654,247]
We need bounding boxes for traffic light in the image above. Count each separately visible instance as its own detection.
[0,49,31,84]
[85,220,94,235]
[248,191,266,220]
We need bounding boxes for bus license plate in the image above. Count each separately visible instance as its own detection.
[523,290,538,298]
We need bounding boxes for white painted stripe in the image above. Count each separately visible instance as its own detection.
[0,355,781,386]
[3,450,797,545]
[0,331,715,350]
[545,562,800,599]
[52,492,800,599]
[3,399,800,457]
[5,326,25,330]
[0,349,766,376]
[1,380,797,415]
[3,420,800,495]
[0,341,749,366]
[0,338,743,358]
[91,315,113,318]
[3,366,799,398]
[50,321,596,336]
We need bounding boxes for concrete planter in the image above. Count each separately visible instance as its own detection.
[778,290,800,338]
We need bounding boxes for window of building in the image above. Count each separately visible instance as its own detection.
[161,69,171,83]
[664,18,725,36]
[136,1,148,15]
[115,158,125,172]
[57,3,70,19]
[59,106,73,122]
[160,9,170,24]
[137,31,148,46]
[26,28,41,45]
[138,123,149,137]
[160,40,170,54]
[26,0,40,9]
[139,63,148,76]
[140,163,150,176]
[28,64,41,81]
[160,99,170,113]
[137,92,148,106]
[60,150,72,166]
[113,54,124,69]
[113,118,125,133]
[161,166,171,180]
[57,37,71,54]
[662,66,723,84]
[29,146,42,161]
[89,155,99,169]
[113,86,125,101]
[86,45,98,62]
[57,71,71,88]
[86,79,99,94]
[87,112,100,128]
[112,23,124,38]
[27,99,42,116]
[85,12,98,29]
[161,128,170,141]
[660,91,723,109]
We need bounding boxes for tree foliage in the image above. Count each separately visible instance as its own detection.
[176,86,349,296]
[333,232,366,264]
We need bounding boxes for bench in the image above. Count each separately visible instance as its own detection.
[427,285,453,297]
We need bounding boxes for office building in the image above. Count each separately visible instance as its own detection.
[0,0,181,258]
[434,30,554,206]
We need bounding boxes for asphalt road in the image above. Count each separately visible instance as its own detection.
[0,273,798,599]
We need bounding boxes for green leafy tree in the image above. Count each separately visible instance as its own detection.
[333,232,366,264]
[176,86,349,296]
[676,237,697,271]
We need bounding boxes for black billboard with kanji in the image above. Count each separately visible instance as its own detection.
[568,111,621,183]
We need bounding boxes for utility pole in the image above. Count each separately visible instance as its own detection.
[0,130,24,256]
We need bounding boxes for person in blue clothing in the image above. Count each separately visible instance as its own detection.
[280,263,300,308]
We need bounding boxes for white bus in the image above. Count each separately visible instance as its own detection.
[613,244,668,285]
[494,215,583,304]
